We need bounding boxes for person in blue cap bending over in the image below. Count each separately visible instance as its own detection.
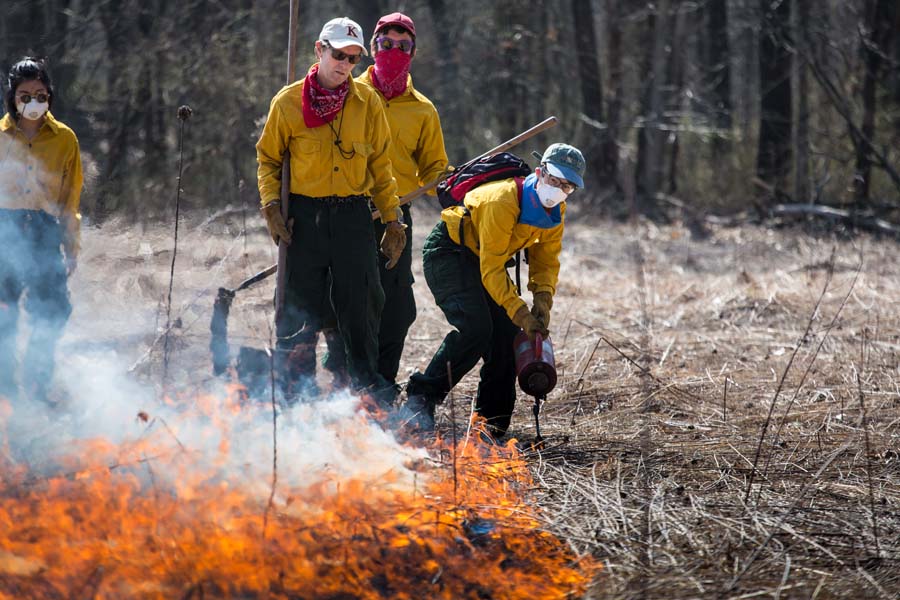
[399,143,585,439]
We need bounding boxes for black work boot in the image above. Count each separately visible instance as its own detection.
[396,394,436,433]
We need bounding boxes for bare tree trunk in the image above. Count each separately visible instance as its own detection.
[699,0,733,203]
[427,0,466,161]
[893,5,900,144]
[493,0,530,142]
[572,0,610,184]
[27,2,47,50]
[853,0,895,206]
[706,0,733,130]
[137,0,164,183]
[603,0,622,189]
[636,0,671,213]
[793,0,811,203]
[534,3,551,130]
[756,0,792,201]
[45,0,77,120]
[665,2,687,194]
[95,0,135,220]
[2,3,46,60]
[732,0,759,136]
[706,0,732,140]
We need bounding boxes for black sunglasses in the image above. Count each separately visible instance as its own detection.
[323,42,363,65]
[375,36,415,53]
[17,92,49,104]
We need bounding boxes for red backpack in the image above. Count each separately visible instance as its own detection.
[436,152,532,209]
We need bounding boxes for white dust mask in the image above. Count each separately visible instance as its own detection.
[16,100,49,121]
[536,175,568,208]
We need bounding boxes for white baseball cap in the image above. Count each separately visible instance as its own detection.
[319,17,368,55]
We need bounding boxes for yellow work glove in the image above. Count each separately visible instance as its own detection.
[531,291,553,330]
[261,201,292,245]
[512,305,549,341]
[380,221,407,270]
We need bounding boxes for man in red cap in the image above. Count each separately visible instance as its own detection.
[321,12,448,406]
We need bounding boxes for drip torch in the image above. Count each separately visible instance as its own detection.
[514,331,557,447]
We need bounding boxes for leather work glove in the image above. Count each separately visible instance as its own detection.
[512,305,549,341]
[531,291,553,330]
[380,221,407,270]
[261,201,292,245]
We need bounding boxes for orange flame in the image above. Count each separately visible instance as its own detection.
[0,388,599,598]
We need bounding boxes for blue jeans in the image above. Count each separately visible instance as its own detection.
[0,209,72,400]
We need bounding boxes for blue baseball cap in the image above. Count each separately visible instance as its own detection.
[537,143,585,188]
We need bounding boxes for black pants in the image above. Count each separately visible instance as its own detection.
[323,204,416,393]
[0,209,72,400]
[406,222,520,436]
[276,195,388,399]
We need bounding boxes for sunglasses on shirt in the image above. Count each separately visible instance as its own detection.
[17,92,49,104]
[322,43,363,65]
[375,36,415,53]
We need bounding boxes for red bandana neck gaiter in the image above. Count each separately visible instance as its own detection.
[371,49,411,100]
[302,63,350,128]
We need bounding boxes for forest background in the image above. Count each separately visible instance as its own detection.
[3,0,899,224]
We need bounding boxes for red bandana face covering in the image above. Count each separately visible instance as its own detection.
[302,63,350,128]
[371,49,412,100]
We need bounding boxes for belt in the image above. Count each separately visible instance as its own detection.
[290,193,370,206]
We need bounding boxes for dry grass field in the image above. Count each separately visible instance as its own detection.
[13,204,900,597]
[497,213,900,599]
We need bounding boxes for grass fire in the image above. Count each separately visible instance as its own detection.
[0,385,598,598]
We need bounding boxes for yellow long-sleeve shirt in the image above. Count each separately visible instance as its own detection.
[356,67,448,197]
[441,178,565,320]
[0,112,83,252]
[256,72,399,223]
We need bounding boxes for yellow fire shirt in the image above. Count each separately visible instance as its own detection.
[256,75,400,224]
[0,111,84,249]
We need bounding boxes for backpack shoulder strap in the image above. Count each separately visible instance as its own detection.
[514,176,526,295]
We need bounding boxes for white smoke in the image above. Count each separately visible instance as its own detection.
[3,351,428,501]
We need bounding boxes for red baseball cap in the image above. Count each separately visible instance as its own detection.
[375,12,416,37]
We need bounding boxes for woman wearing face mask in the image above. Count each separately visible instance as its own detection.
[399,143,585,439]
[0,57,83,405]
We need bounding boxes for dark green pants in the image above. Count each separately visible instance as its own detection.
[406,222,520,436]
[277,195,386,397]
[323,204,416,392]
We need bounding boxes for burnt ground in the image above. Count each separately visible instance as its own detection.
[61,203,900,599]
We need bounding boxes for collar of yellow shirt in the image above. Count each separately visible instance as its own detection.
[0,111,62,135]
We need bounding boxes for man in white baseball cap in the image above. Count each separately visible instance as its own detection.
[318,17,368,55]
[256,16,404,404]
